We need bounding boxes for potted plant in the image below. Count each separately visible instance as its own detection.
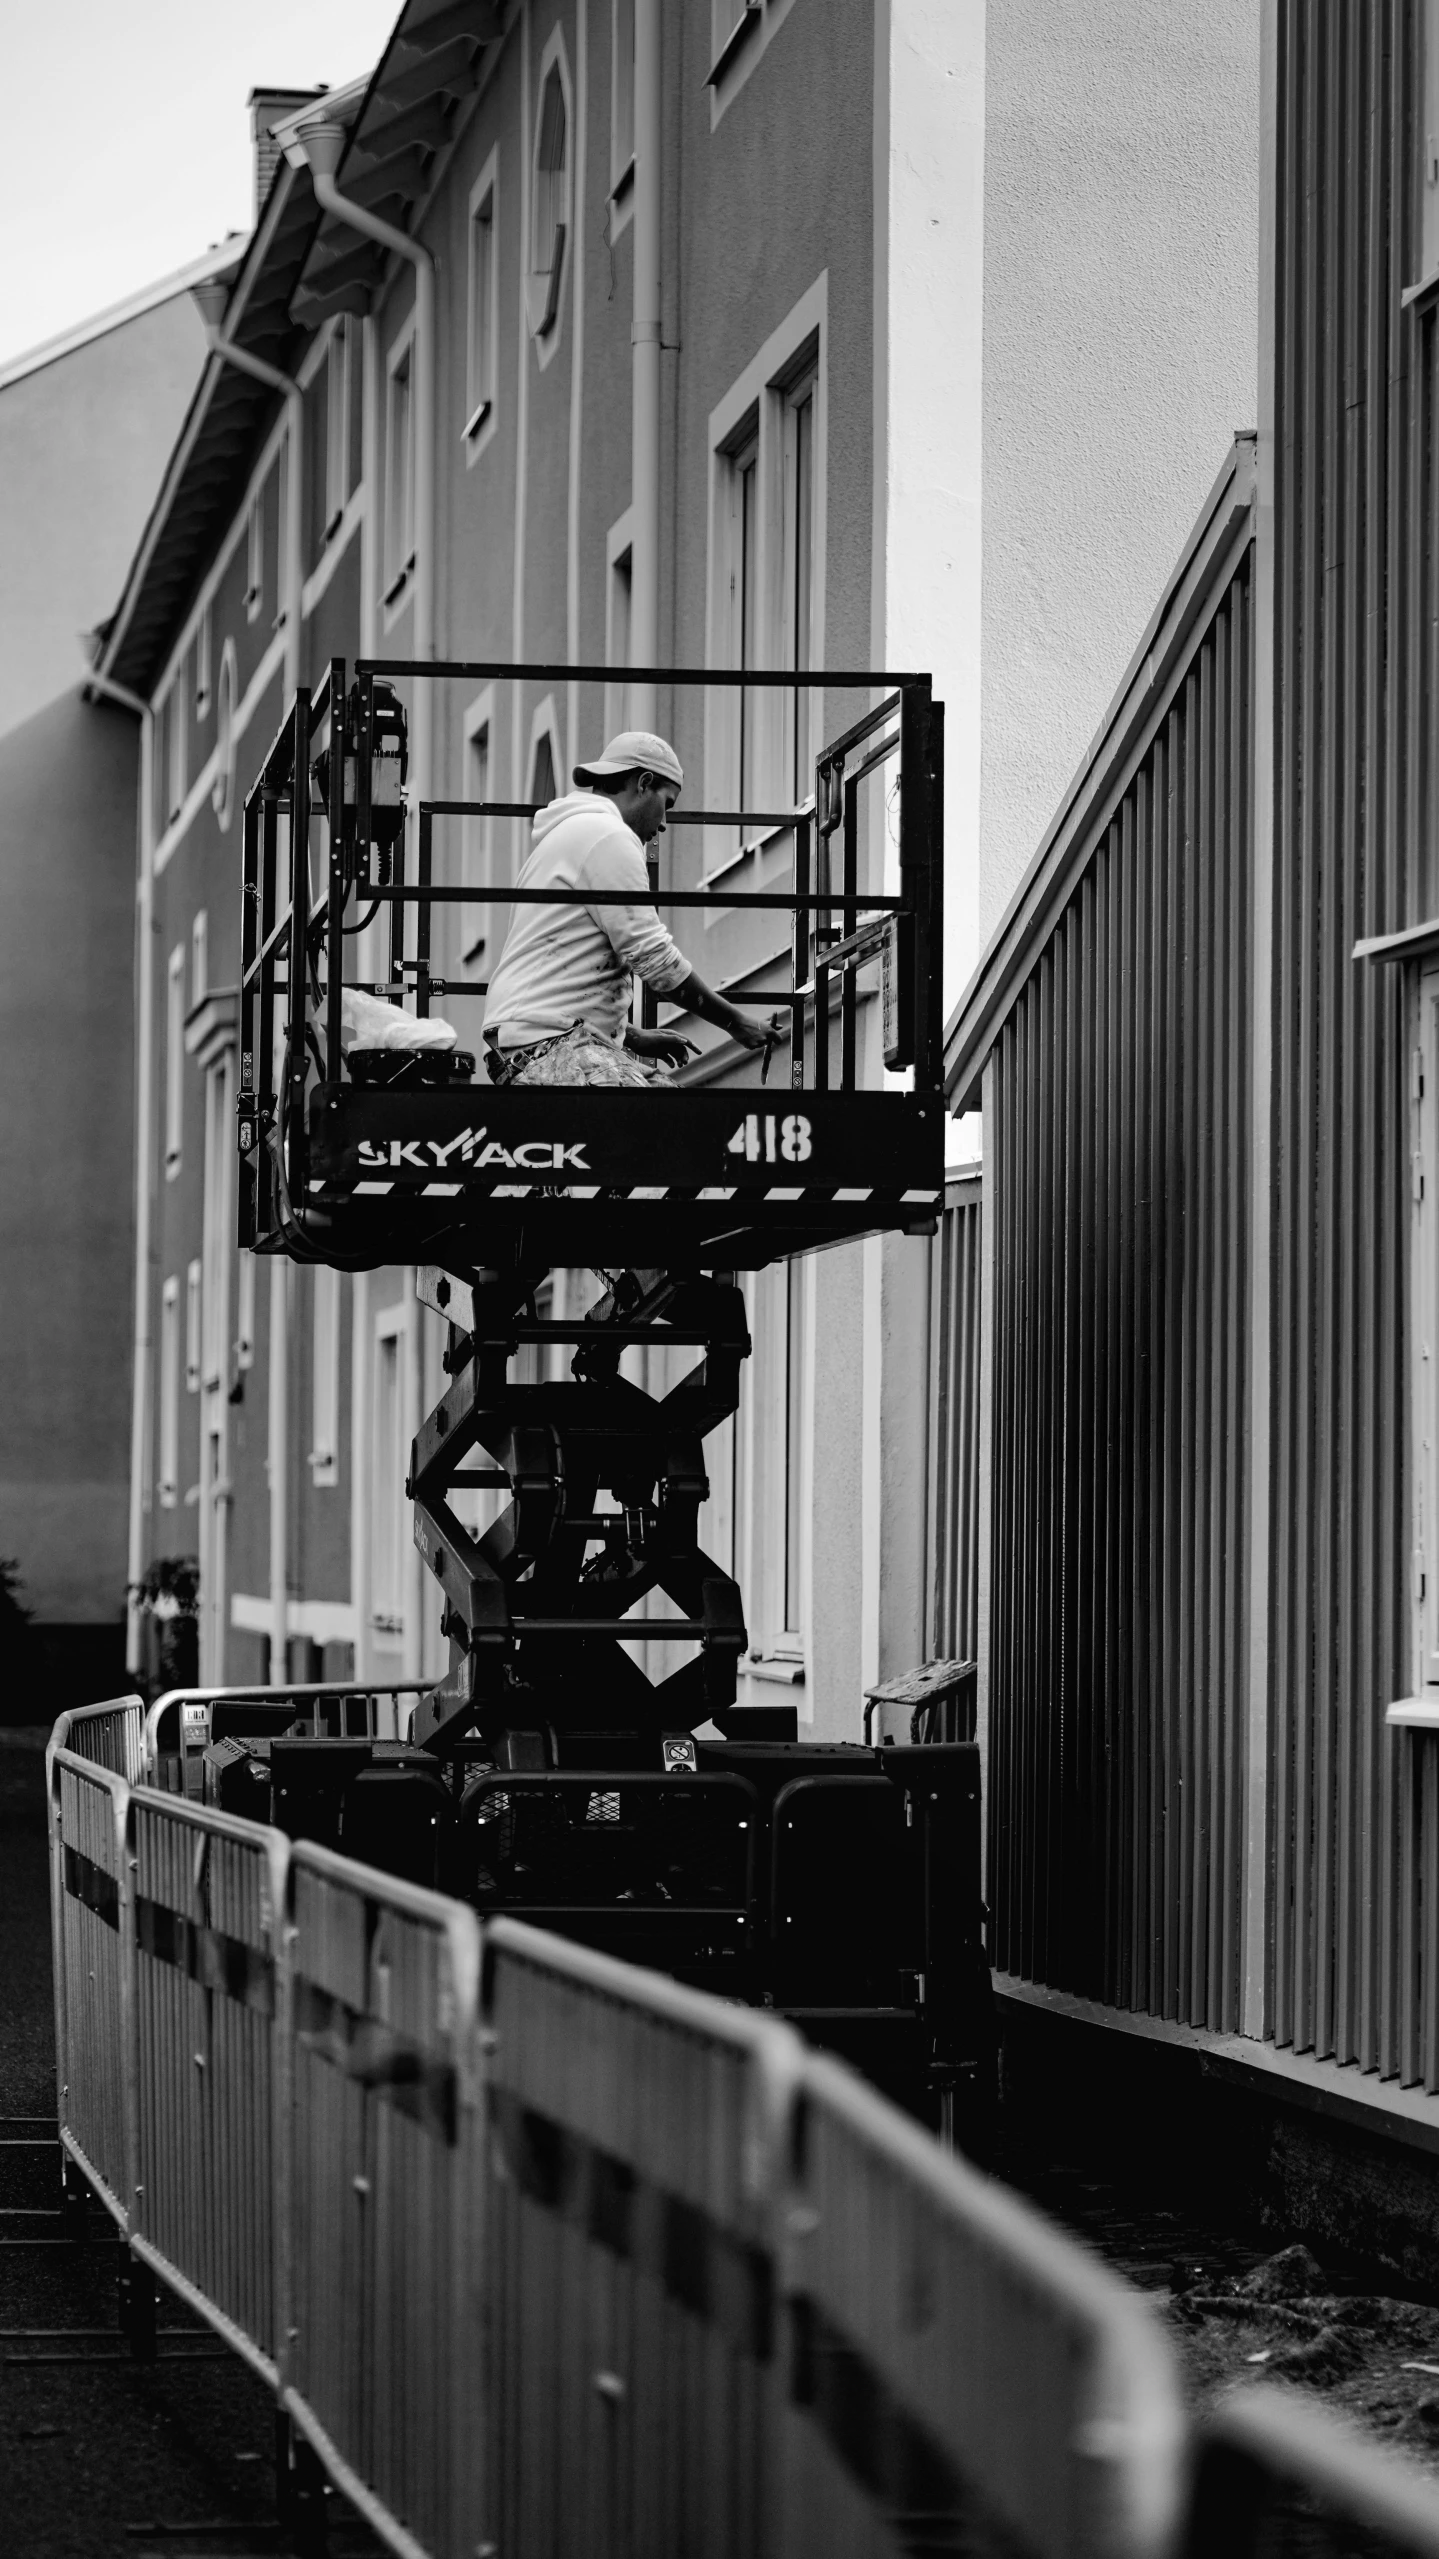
[129,1557,200,1694]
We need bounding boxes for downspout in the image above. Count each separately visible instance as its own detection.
[191,289,307,1679]
[88,670,154,1677]
[294,119,438,1686]
[189,294,305,699]
[630,0,662,732]
[292,120,436,798]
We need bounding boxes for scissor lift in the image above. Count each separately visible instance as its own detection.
[231,658,992,2130]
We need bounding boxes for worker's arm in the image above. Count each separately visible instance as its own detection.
[625,970,780,1065]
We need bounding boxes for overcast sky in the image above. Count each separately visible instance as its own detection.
[0,0,402,368]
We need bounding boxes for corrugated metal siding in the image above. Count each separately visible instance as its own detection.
[987,560,1253,2028]
[1269,0,1421,2078]
[927,1177,983,1669]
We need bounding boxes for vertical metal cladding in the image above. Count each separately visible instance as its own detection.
[988,562,1253,2026]
[1269,3,1428,2080]
[928,1179,984,1669]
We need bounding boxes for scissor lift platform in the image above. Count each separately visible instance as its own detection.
[227,658,990,2130]
[302,1082,945,1268]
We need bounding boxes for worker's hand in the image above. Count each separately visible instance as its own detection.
[624,1023,698,1069]
[728,1009,787,1053]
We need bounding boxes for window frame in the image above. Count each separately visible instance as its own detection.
[461,687,496,975]
[1420,0,1439,283]
[185,1259,203,1396]
[605,507,635,740]
[324,318,352,539]
[707,0,799,124]
[465,150,500,454]
[310,1264,341,1487]
[526,694,563,812]
[244,492,264,622]
[528,31,572,357]
[234,1247,256,1376]
[164,945,185,1180]
[159,1276,181,1509]
[166,675,187,824]
[212,639,238,831]
[195,607,212,721]
[610,0,636,225]
[705,277,827,881]
[370,1299,410,1637]
[383,320,417,611]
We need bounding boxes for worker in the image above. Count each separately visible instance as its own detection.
[481,730,781,1084]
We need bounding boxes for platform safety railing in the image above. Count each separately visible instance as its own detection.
[47,1731,1439,2559]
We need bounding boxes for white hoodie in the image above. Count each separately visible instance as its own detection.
[481,792,690,1049]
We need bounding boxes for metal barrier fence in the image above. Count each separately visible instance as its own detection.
[484,1917,799,2559]
[50,1749,133,2225]
[129,1786,287,2377]
[781,2053,1182,2559]
[50,1690,148,1780]
[284,1845,484,2559]
[1182,2386,1439,2558]
[47,1727,1439,2559]
[141,1682,436,1793]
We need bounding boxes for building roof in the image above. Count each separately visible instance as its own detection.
[942,435,1258,1116]
[0,240,248,398]
[282,0,502,328]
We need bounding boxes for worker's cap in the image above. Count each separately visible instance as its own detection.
[574,731,684,792]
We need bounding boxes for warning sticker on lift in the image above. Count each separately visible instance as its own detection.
[310,1087,943,1198]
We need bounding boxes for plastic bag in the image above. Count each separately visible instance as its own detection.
[341,987,457,1052]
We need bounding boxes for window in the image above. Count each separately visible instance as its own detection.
[371,1304,408,1634]
[605,514,633,738]
[235,1247,255,1375]
[611,0,635,201]
[165,945,185,1179]
[461,703,493,971]
[780,363,817,802]
[783,1255,811,1635]
[718,418,761,825]
[166,677,187,823]
[244,494,263,620]
[195,608,212,720]
[191,910,208,1011]
[212,640,237,830]
[709,0,761,85]
[324,319,352,535]
[729,1258,811,1693]
[530,722,558,809]
[528,54,569,340]
[531,731,557,806]
[706,281,827,846]
[465,158,499,442]
[1423,1,1439,279]
[159,1276,180,1508]
[201,1057,232,1397]
[310,1265,341,1486]
[185,1259,203,1394]
[385,335,415,601]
